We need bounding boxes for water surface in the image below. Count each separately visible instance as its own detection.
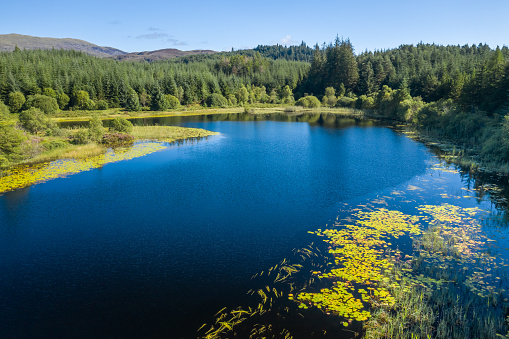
[1,114,432,338]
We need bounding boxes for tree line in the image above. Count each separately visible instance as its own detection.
[0,48,309,113]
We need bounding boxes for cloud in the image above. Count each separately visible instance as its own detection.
[167,38,188,46]
[279,35,297,45]
[148,27,161,31]
[136,33,169,40]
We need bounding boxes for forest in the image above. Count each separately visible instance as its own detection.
[1,37,509,171]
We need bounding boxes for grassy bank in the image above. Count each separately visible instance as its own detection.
[0,125,219,194]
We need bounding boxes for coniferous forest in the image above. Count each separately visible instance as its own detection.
[1,37,509,170]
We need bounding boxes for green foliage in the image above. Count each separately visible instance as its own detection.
[0,100,10,120]
[42,139,69,151]
[73,90,91,110]
[110,117,133,134]
[150,86,169,111]
[295,96,321,108]
[125,88,141,112]
[95,100,109,110]
[18,107,58,135]
[165,94,180,109]
[322,87,338,107]
[23,94,59,114]
[206,93,228,107]
[0,125,28,165]
[279,85,294,104]
[88,115,104,142]
[73,129,90,144]
[102,133,135,145]
[7,92,26,112]
[56,93,70,110]
[42,88,56,98]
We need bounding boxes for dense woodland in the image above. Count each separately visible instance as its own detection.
[1,37,509,170]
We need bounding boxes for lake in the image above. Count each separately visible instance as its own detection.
[1,113,507,338]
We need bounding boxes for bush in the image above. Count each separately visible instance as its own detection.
[42,139,69,151]
[0,125,28,164]
[102,133,135,145]
[42,88,57,98]
[165,94,180,109]
[295,96,321,108]
[110,117,133,134]
[0,101,10,120]
[24,94,59,114]
[19,107,58,135]
[73,129,90,145]
[89,115,104,142]
[8,92,26,112]
[55,93,69,110]
[336,96,356,108]
[95,100,109,110]
[206,93,229,107]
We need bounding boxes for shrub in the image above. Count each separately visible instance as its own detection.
[165,94,180,109]
[57,93,70,110]
[95,100,109,110]
[42,88,57,98]
[206,93,229,107]
[19,107,58,135]
[336,96,356,108]
[42,139,69,151]
[110,117,133,134]
[102,133,135,145]
[0,101,10,120]
[295,96,321,108]
[89,115,104,142]
[0,125,28,164]
[73,129,90,145]
[24,94,59,114]
[8,91,26,112]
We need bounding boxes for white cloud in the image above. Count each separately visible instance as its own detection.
[279,35,296,45]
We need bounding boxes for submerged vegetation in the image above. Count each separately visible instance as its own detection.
[197,164,509,338]
[0,115,218,193]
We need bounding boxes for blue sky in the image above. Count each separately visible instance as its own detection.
[1,0,508,53]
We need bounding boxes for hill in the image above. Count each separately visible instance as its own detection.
[110,48,217,62]
[0,33,126,58]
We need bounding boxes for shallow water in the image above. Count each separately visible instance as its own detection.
[2,113,505,338]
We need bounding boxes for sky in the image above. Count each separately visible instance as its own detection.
[1,0,508,53]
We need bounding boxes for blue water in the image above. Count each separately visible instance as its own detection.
[0,114,431,338]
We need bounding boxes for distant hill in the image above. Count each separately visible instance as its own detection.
[110,48,217,62]
[0,33,126,58]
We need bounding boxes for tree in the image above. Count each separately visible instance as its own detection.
[89,115,104,142]
[19,107,57,134]
[206,93,228,107]
[236,85,249,105]
[280,85,294,104]
[150,86,169,111]
[165,94,180,109]
[57,93,70,110]
[125,88,141,112]
[73,90,91,110]
[0,125,28,166]
[322,87,338,107]
[0,101,10,121]
[138,90,150,107]
[24,94,59,114]
[110,117,133,134]
[42,88,57,98]
[8,91,26,112]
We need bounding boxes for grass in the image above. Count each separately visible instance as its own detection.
[131,125,219,142]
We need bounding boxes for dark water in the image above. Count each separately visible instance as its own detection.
[0,114,432,338]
